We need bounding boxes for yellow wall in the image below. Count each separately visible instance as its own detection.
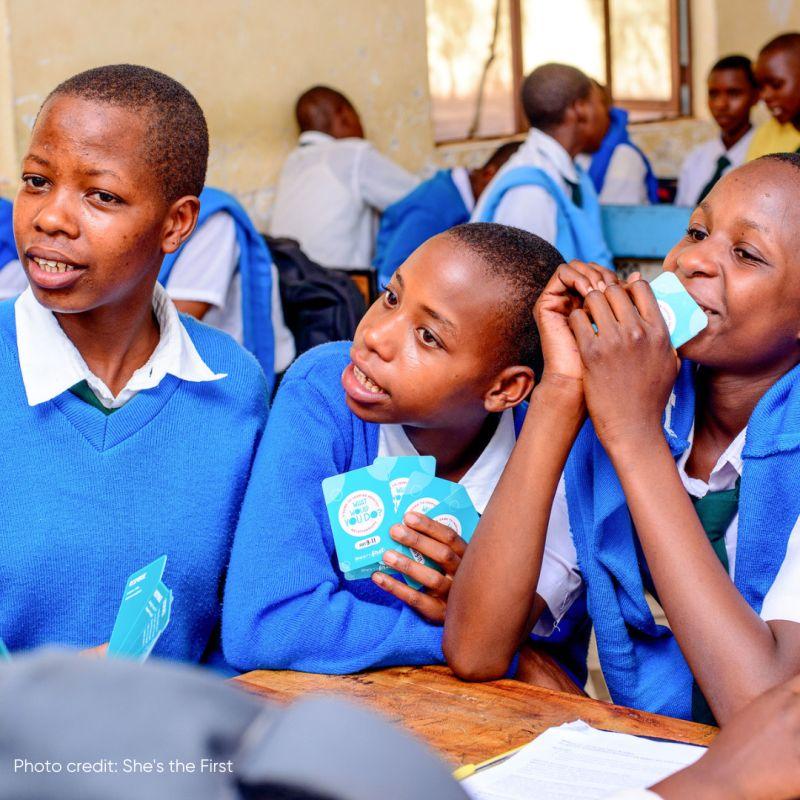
[0,0,797,219]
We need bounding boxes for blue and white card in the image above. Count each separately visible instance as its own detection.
[0,637,10,662]
[650,271,708,348]
[108,556,173,662]
[372,455,436,511]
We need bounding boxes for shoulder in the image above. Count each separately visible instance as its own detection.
[281,340,351,392]
[609,142,648,172]
[0,298,16,356]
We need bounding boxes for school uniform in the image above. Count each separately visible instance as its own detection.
[0,198,25,301]
[0,284,268,664]
[746,116,800,161]
[373,167,475,286]
[163,209,296,374]
[577,108,659,206]
[222,341,581,675]
[536,362,800,720]
[472,129,613,267]
[269,131,418,270]
[160,187,280,391]
[675,127,755,207]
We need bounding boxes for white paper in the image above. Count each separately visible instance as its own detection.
[463,720,705,800]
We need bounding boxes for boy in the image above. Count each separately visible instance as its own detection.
[472,64,612,267]
[159,185,296,387]
[269,85,418,270]
[0,65,268,664]
[446,155,800,725]
[748,33,800,159]
[676,55,758,206]
[223,224,582,677]
[373,141,520,286]
[577,82,659,206]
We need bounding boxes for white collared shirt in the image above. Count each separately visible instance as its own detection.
[15,282,226,409]
[269,130,418,270]
[674,127,755,207]
[576,143,651,205]
[538,424,800,631]
[471,128,576,245]
[378,410,582,634]
[0,259,29,301]
[449,166,476,214]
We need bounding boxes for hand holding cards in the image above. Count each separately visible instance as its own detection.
[322,456,478,587]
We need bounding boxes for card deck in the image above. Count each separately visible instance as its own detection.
[650,271,709,348]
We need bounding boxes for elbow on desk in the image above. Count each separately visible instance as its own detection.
[443,632,510,683]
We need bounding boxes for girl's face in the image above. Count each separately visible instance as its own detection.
[662,159,800,376]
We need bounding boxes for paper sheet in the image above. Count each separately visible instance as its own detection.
[463,720,706,800]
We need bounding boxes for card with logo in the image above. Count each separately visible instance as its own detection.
[322,465,400,575]
[372,455,436,511]
[650,271,708,348]
[108,555,173,662]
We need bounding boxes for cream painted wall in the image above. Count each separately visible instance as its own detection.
[1,0,433,226]
[0,0,796,217]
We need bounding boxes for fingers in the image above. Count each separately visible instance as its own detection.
[568,308,598,354]
[627,279,665,327]
[554,261,618,298]
[371,571,446,624]
[582,288,619,333]
[390,521,463,574]
[402,512,467,558]
[382,548,452,594]
[602,283,642,327]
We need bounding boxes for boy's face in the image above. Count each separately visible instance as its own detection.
[707,68,757,135]
[579,84,610,154]
[662,160,800,373]
[755,48,800,125]
[343,236,511,428]
[14,95,176,315]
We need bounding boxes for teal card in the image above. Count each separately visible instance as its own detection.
[322,464,400,574]
[372,455,436,511]
[0,637,10,662]
[650,271,708,348]
[108,556,173,662]
[344,562,398,582]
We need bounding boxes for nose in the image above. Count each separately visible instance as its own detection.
[360,307,401,362]
[673,237,721,281]
[32,186,80,239]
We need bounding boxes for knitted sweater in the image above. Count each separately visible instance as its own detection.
[0,300,268,664]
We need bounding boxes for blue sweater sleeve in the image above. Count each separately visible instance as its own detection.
[222,366,445,674]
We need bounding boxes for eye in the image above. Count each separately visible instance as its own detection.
[23,175,48,189]
[416,327,442,349]
[90,190,121,205]
[686,226,707,242]
[383,288,398,307]
[733,246,763,264]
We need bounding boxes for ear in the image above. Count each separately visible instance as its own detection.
[161,195,201,255]
[483,365,535,413]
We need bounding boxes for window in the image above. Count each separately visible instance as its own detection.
[426,0,692,143]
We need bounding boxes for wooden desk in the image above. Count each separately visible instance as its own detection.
[233,666,716,767]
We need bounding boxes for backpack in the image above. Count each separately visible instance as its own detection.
[264,235,367,356]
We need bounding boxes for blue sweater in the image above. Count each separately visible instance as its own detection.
[0,300,268,665]
[373,170,470,286]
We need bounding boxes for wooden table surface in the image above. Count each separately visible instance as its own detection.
[233,665,717,767]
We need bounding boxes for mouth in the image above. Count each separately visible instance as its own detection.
[25,250,87,290]
[341,361,390,406]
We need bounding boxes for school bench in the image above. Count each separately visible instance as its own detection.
[232,665,716,768]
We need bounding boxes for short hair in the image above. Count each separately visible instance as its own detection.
[521,63,592,130]
[44,64,208,203]
[482,141,522,171]
[760,32,800,58]
[444,223,564,376]
[295,85,354,133]
[710,54,757,87]
[758,151,800,173]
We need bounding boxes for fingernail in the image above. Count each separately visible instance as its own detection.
[405,512,420,525]
[383,551,398,565]
[372,572,385,584]
[598,280,607,291]
[391,526,408,542]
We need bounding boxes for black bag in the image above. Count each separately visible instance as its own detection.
[264,235,367,356]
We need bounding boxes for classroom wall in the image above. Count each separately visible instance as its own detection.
[0,0,794,224]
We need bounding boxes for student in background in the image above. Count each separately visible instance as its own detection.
[0,198,27,300]
[159,186,296,387]
[224,224,585,686]
[472,64,613,267]
[675,55,758,206]
[748,33,800,159]
[577,82,659,206]
[0,65,268,666]
[373,141,521,287]
[269,85,418,270]
[446,155,800,726]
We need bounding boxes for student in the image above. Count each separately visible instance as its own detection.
[223,223,584,679]
[0,64,268,664]
[748,33,800,160]
[577,83,659,206]
[373,142,520,286]
[675,55,759,207]
[269,85,418,270]
[446,154,800,726]
[0,197,27,300]
[159,185,296,387]
[472,64,613,267]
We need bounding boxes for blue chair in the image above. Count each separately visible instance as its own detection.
[601,204,691,259]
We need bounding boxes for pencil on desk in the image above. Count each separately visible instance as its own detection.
[453,743,526,781]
